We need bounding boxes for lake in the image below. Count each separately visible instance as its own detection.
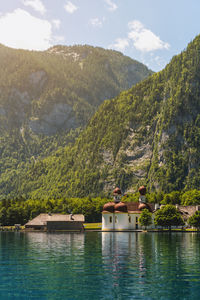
[0,232,200,299]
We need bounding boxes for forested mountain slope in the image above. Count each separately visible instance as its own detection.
[0,44,153,199]
[7,34,200,200]
[0,44,152,135]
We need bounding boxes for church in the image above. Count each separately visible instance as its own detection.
[102,186,156,230]
[102,186,198,231]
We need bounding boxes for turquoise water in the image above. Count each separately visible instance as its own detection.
[0,232,200,299]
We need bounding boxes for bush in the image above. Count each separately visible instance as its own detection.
[139,209,152,229]
[154,204,184,230]
[188,211,200,229]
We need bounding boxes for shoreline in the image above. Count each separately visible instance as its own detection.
[0,228,200,233]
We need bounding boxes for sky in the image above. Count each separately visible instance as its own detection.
[0,0,200,71]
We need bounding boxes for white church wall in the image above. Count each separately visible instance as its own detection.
[114,213,129,230]
[102,213,114,230]
[129,213,142,230]
[102,211,155,230]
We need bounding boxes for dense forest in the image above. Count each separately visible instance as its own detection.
[0,43,152,135]
[0,44,152,200]
[2,35,200,205]
[1,189,200,225]
[3,34,200,200]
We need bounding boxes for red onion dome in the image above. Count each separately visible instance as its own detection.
[138,203,148,211]
[113,187,122,195]
[102,202,115,213]
[138,186,146,195]
[114,202,128,213]
[138,203,152,212]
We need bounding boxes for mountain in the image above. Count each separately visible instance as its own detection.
[7,34,200,200]
[0,43,153,199]
[0,44,152,135]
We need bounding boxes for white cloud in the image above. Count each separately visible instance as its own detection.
[141,54,167,71]
[90,17,104,28]
[21,0,46,15]
[54,35,65,43]
[109,38,129,51]
[153,55,167,68]
[64,1,78,14]
[0,9,53,50]
[128,20,170,52]
[52,19,61,29]
[104,0,117,11]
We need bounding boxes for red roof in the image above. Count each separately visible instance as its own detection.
[102,202,154,213]
[102,202,115,213]
[115,202,128,213]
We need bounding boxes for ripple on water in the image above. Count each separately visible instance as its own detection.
[0,232,200,299]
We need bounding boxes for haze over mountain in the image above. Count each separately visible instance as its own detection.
[4,34,200,200]
[0,44,152,135]
[0,43,152,199]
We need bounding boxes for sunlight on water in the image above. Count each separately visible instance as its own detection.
[0,232,200,299]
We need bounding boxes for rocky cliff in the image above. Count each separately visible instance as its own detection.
[0,43,153,199]
[0,44,152,135]
[8,34,200,200]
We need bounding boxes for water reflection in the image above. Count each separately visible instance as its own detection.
[0,232,86,300]
[101,232,200,299]
[26,231,85,253]
[0,232,200,299]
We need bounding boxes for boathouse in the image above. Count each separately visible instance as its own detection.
[25,213,85,231]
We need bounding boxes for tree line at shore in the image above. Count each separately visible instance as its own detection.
[139,206,200,230]
[1,189,200,226]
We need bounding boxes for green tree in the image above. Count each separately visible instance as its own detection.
[139,209,152,230]
[161,191,181,205]
[0,207,7,225]
[188,211,200,230]
[181,189,200,205]
[154,204,184,230]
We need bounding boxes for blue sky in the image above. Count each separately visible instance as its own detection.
[0,0,200,71]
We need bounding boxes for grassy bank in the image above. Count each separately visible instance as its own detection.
[83,223,102,230]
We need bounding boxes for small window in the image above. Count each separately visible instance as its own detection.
[129,216,131,223]
[115,216,117,223]
[136,217,138,223]
[109,216,112,223]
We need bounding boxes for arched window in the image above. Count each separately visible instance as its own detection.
[115,216,117,223]
[109,216,112,223]
[129,216,131,223]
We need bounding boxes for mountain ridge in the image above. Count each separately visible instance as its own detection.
[9,34,200,200]
[0,43,153,199]
[0,43,152,135]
